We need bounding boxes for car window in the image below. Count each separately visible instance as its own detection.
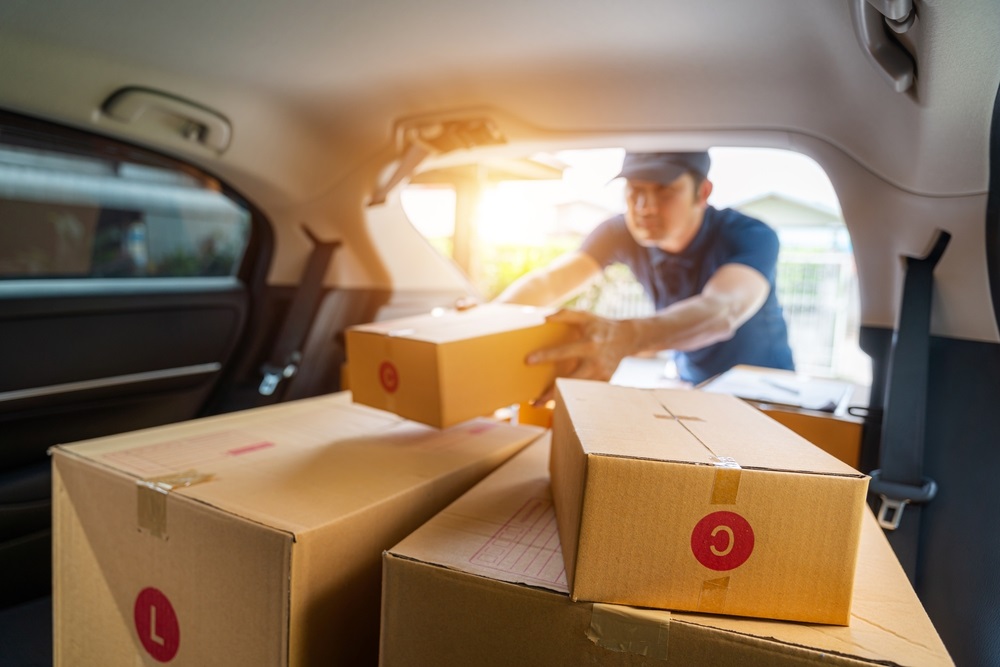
[0,115,252,279]
[403,147,867,384]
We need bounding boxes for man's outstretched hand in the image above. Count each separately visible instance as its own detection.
[525,309,639,403]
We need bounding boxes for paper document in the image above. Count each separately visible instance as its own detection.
[701,366,853,413]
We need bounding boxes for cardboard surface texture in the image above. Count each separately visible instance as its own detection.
[380,436,953,666]
[52,392,543,666]
[345,303,573,428]
[550,379,870,624]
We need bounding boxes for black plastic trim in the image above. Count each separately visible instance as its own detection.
[986,79,1000,334]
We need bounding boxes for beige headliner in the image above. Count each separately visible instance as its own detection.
[1,0,999,340]
[2,0,997,199]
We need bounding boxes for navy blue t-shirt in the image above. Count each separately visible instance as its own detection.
[580,206,794,384]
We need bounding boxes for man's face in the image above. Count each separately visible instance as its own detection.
[624,173,711,252]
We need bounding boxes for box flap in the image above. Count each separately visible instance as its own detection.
[348,303,554,344]
[55,392,544,535]
[389,434,568,594]
[558,379,863,477]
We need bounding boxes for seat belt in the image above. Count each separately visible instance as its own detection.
[258,228,341,400]
[869,228,950,582]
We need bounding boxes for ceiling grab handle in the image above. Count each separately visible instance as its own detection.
[368,139,433,207]
[865,0,913,23]
[102,87,232,154]
[367,115,507,207]
[850,0,916,93]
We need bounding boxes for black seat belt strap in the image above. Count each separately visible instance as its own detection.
[259,228,341,399]
[869,228,950,581]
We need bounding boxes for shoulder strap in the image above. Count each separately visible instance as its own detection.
[258,228,340,401]
[869,228,950,582]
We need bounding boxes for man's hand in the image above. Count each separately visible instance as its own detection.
[525,309,639,402]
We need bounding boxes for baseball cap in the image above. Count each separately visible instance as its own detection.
[612,151,711,185]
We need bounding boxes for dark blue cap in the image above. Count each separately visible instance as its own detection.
[613,151,711,185]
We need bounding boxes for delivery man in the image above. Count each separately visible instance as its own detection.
[496,151,794,392]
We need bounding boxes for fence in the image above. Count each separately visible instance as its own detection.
[572,252,861,381]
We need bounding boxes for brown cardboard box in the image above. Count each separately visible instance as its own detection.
[52,392,543,667]
[700,365,865,468]
[550,378,870,624]
[758,406,863,468]
[345,304,573,428]
[380,436,953,666]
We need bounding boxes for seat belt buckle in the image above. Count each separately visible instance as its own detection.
[259,353,301,396]
[876,495,910,530]
[258,370,282,396]
[869,470,938,531]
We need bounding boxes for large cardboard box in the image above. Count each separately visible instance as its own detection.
[345,304,573,428]
[380,436,953,666]
[52,392,543,666]
[550,379,870,624]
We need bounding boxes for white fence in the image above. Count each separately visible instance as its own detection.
[573,251,863,381]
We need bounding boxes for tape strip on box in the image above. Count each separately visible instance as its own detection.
[710,456,742,505]
[137,470,214,539]
[697,456,743,612]
[697,576,731,613]
[587,603,670,661]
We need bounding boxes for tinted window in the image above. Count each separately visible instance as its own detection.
[0,117,252,279]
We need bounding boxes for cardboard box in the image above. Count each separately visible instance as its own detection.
[700,365,865,468]
[380,436,953,666]
[550,379,870,624]
[757,406,863,468]
[345,304,573,428]
[52,392,543,667]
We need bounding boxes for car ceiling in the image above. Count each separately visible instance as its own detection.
[2,1,997,201]
[2,0,1000,340]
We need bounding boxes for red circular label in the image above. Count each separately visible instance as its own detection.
[690,511,755,571]
[134,587,180,662]
[379,361,399,393]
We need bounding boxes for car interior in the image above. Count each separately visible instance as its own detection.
[1,0,998,664]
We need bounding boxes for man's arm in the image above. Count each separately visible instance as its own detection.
[527,263,771,382]
[632,262,771,353]
[494,251,603,307]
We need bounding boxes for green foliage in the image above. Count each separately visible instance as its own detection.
[474,240,578,300]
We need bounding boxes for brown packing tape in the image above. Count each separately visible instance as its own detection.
[710,456,741,505]
[586,603,670,661]
[699,457,740,612]
[137,470,214,539]
[697,576,730,613]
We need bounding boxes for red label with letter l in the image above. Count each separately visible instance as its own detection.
[134,587,180,662]
[690,511,755,571]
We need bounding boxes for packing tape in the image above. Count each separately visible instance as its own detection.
[586,603,670,661]
[697,576,731,613]
[137,470,214,539]
[710,456,741,505]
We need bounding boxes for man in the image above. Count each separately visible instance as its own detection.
[496,150,794,388]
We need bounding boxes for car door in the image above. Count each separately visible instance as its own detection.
[0,110,269,607]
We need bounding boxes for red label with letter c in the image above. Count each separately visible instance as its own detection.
[690,511,755,571]
[379,361,399,393]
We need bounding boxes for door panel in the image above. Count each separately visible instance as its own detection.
[0,279,247,467]
[0,111,266,608]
